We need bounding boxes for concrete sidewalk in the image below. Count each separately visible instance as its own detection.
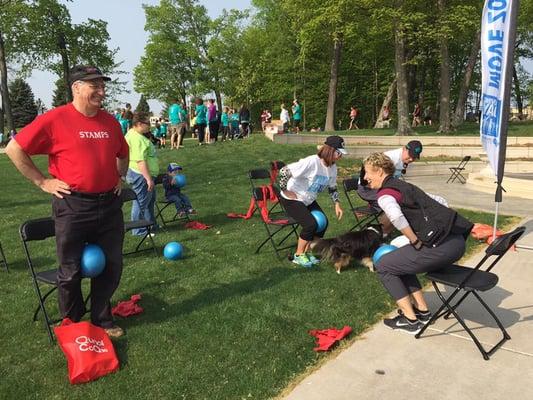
[283,177,533,400]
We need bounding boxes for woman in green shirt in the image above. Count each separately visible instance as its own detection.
[194,98,207,145]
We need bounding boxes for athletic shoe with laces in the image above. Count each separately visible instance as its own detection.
[306,254,320,265]
[398,308,432,325]
[383,313,423,335]
[292,253,313,268]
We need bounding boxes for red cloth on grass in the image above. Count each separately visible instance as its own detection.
[309,326,352,352]
[185,221,212,230]
[112,294,143,317]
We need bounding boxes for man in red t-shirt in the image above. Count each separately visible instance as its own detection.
[6,65,129,338]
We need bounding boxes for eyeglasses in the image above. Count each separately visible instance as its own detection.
[76,80,106,90]
[401,163,408,175]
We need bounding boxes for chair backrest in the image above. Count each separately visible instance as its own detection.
[485,226,526,257]
[270,160,286,170]
[249,169,271,180]
[120,187,138,203]
[343,178,358,193]
[154,173,166,185]
[20,217,55,242]
[457,156,471,168]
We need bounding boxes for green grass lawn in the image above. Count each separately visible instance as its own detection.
[0,135,519,399]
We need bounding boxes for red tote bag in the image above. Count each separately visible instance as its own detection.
[54,318,119,384]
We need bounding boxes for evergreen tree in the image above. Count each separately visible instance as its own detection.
[52,78,68,108]
[9,78,38,128]
[135,94,150,114]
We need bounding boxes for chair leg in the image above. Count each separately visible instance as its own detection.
[417,284,504,360]
[0,242,8,272]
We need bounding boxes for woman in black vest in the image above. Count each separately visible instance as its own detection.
[363,152,473,335]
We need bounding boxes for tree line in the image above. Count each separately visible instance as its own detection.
[135,0,533,134]
[0,0,122,134]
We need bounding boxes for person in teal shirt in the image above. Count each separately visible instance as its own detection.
[221,106,230,141]
[194,98,207,145]
[159,118,168,148]
[168,100,181,149]
[230,108,240,139]
[292,99,302,133]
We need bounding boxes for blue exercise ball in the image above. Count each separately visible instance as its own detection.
[164,241,184,260]
[310,210,327,233]
[173,174,187,188]
[81,244,106,278]
[372,244,398,265]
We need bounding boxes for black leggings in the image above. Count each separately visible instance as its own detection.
[197,123,207,143]
[279,197,327,241]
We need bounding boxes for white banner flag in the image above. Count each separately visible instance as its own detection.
[480,0,514,177]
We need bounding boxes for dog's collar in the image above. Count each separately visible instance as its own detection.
[366,226,380,235]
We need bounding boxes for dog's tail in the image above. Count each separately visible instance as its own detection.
[309,238,337,261]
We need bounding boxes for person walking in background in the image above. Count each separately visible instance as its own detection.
[412,102,422,127]
[125,112,159,236]
[207,99,218,144]
[280,103,290,133]
[5,65,129,338]
[194,98,207,145]
[239,104,251,138]
[261,109,272,131]
[292,100,302,133]
[230,108,240,139]
[348,106,359,130]
[168,98,183,149]
[221,107,230,141]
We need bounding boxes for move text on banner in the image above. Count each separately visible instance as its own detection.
[480,0,514,177]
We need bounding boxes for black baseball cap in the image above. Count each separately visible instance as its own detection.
[324,135,348,155]
[406,140,423,159]
[69,65,111,85]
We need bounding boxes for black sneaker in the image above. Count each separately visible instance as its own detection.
[398,308,432,325]
[383,314,423,335]
[414,307,431,325]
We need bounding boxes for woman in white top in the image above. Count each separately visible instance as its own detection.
[278,136,346,267]
[280,103,290,133]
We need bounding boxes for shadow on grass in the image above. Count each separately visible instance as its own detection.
[119,267,298,329]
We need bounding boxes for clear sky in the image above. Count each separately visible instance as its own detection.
[27,0,252,114]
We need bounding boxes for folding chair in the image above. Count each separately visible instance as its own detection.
[121,188,158,257]
[416,226,526,360]
[446,156,471,184]
[153,173,191,227]
[342,178,381,231]
[0,240,7,272]
[252,186,299,259]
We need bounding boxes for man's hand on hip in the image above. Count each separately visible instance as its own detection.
[39,178,71,198]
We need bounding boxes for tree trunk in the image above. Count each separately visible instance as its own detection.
[214,89,222,115]
[452,30,480,128]
[374,78,396,128]
[325,33,343,132]
[0,105,4,138]
[512,64,524,119]
[437,0,452,133]
[393,17,412,135]
[0,29,14,133]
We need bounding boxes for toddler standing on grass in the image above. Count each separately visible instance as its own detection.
[163,163,197,217]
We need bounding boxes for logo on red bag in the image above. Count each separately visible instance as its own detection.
[75,336,109,353]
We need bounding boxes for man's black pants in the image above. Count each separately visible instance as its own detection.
[52,192,124,328]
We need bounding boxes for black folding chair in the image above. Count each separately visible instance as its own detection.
[20,218,59,342]
[121,188,158,257]
[153,173,191,227]
[342,178,381,231]
[416,226,526,360]
[446,156,471,184]
[252,186,299,259]
[0,241,8,272]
